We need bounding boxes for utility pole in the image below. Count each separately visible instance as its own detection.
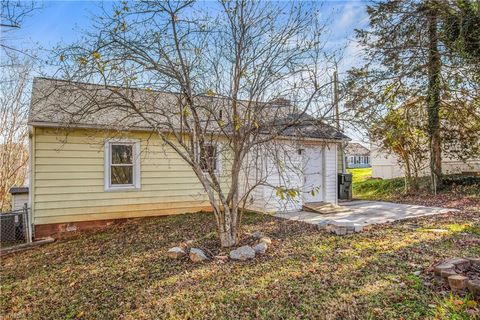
[333,69,340,130]
[333,67,346,173]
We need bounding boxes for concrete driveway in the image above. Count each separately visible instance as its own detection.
[274,200,457,228]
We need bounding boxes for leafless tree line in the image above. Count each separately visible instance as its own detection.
[0,56,31,210]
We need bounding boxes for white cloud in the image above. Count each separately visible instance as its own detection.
[331,1,368,31]
[337,3,359,29]
[339,39,364,71]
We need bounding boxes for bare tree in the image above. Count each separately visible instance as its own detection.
[1,0,41,61]
[0,0,38,28]
[0,55,31,210]
[43,0,340,247]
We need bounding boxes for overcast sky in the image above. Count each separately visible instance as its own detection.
[5,0,371,143]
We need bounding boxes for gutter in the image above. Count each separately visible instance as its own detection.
[28,121,351,144]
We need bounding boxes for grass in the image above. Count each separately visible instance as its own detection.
[350,171,480,204]
[1,205,480,319]
[347,167,372,184]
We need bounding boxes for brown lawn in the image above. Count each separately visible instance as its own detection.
[1,200,479,319]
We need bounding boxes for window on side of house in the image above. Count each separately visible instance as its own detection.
[104,140,141,191]
[200,144,218,172]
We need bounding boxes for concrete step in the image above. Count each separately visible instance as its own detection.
[302,202,350,214]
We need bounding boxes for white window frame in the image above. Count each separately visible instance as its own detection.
[104,139,141,191]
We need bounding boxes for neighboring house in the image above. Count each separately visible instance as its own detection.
[345,143,370,168]
[371,146,480,179]
[27,78,349,238]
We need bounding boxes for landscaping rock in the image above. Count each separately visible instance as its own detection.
[467,279,480,296]
[354,224,364,233]
[259,237,272,245]
[189,248,208,262]
[448,275,469,291]
[229,245,256,261]
[331,225,347,236]
[179,240,194,250]
[251,231,264,239]
[348,223,364,234]
[253,242,268,254]
[346,224,355,234]
[468,257,480,267]
[324,222,363,235]
[316,220,332,229]
[440,269,457,279]
[335,226,348,235]
[167,247,186,259]
[434,263,455,276]
[214,255,229,261]
[445,257,471,270]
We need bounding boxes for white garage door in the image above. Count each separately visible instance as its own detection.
[263,149,304,213]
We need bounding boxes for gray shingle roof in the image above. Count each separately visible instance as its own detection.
[345,143,370,156]
[29,77,349,141]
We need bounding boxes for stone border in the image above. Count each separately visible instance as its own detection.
[434,257,480,296]
[167,232,272,263]
[317,220,363,235]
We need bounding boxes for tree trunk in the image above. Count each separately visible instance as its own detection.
[427,5,443,193]
[404,157,413,193]
[217,206,238,247]
[219,229,237,247]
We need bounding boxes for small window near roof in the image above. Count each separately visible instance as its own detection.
[200,144,218,172]
[105,140,140,191]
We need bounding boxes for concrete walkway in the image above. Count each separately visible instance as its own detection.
[274,200,457,228]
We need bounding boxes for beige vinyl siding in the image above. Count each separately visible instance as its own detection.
[33,127,230,225]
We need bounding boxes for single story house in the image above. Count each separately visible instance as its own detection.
[27,78,349,238]
[345,143,370,168]
[371,145,480,179]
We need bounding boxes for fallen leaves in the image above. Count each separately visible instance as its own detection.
[0,205,479,319]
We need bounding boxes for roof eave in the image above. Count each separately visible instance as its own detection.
[29,121,350,143]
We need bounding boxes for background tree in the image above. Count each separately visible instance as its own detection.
[370,99,429,192]
[0,55,32,210]
[345,0,479,192]
[0,1,40,210]
[45,0,338,247]
[440,0,480,71]
[1,0,40,60]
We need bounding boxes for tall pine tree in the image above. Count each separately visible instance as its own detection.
[346,0,467,191]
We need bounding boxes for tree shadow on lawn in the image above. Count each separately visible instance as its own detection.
[143,216,479,319]
[0,212,314,318]
[1,210,479,319]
